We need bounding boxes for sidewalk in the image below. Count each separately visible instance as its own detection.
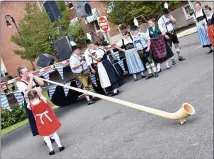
[177,26,197,38]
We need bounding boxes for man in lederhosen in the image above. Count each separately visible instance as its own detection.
[70,45,95,105]
[84,39,105,95]
[158,8,185,65]
[131,25,158,79]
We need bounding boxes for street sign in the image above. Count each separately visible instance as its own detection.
[97,16,110,32]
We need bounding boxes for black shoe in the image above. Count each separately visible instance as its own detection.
[49,150,55,155]
[88,100,95,105]
[178,56,185,61]
[59,146,65,152]
[172,59,176,65]
[112,90,119,96]
[207,49,212,54]
[92,97,100,101]
[145,74,154,80]
[157,69,162,73]
[154,72,158,78]
[141,75,146,79]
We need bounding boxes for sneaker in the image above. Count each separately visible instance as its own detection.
[59,146,65,152]
[178,56,185,61]
[172,59,176,65]
[166,66,170,69]
[49,150,55,155]
[88,100,95,105]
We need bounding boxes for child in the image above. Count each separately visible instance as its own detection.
[27,89,64,155]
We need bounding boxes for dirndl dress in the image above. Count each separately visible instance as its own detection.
[150,35,174,63]
[122,42,145,74]
[207,14,214,47]
[195,10,212,47]
[30,100,61,136]
[97,53,121,90]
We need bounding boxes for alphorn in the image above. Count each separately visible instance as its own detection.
[35,76,195,125]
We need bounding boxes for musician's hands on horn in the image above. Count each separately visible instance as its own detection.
[80,61,86,65]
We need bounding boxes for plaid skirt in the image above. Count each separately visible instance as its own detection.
[151,35,174,63]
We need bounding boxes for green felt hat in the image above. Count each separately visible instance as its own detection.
[131,25,139,31]
[162,8,170,14]
[85,39,92,45]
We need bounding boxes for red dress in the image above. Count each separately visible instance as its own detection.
[30,100,61,136]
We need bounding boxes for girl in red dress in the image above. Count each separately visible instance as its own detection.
[27,89,65,155]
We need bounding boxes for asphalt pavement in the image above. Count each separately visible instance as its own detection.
[1,33,213,159]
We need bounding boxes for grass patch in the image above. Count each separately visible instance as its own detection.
[1,119,29,136]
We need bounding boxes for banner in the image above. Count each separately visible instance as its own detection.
[1,94,12,111]
[55,65,64,80]
[13,91,24,107]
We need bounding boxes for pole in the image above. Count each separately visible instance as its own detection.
[56,19,63,37]
[9,16,36,70]
[103,32,111,44]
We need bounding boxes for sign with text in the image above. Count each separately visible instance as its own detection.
[97,16,110,32]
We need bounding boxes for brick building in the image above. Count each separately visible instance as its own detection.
[1,1,120,77]
[1,1,39,77]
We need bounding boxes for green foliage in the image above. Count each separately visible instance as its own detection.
[67,20,87,44]
[105,1,182,25]
[10,2,71,61]
[1,104,28,129]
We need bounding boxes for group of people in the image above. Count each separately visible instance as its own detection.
[69,8,187,107]
[14,3,213,156]
[194,2,214,53]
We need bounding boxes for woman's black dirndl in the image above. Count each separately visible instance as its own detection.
[101,54,122,89]
[22,93,39,136]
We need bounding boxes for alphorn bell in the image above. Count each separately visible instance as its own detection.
[34,76,195,125]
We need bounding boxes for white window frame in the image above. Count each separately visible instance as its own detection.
[182,4,193,20]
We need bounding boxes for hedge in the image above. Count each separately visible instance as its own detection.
[1,105,28,129]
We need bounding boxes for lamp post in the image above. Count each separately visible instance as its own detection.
[5,15,36,70]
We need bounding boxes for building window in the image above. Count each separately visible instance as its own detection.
[182,4,193,20]
[94,20,101,32]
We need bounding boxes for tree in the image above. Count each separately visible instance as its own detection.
[67,19,87,45]
[104,1,182,25]
[10,2,71,60]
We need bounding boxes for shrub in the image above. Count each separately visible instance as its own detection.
[1,104,28,129]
